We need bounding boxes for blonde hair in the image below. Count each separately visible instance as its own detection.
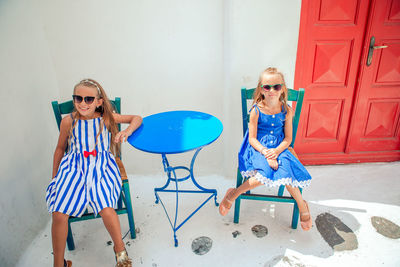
[70,79,120,156]
[253,67,289,112]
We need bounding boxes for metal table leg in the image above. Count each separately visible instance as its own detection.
[154,148,218,246]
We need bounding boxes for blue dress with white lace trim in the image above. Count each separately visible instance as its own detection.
[238,105,311,188]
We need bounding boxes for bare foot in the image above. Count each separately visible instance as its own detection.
[300,200,312,231]
[219,188,234,216]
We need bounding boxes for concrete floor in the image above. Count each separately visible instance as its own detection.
[17,162,400,267]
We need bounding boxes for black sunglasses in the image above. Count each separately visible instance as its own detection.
[72,95,96,104]
[261,84,283,91]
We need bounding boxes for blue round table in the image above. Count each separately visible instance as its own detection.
[128,110,223,246]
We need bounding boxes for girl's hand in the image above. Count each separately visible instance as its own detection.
[114,129,132,143]
[264,148,278,159]
[267,158,279,170]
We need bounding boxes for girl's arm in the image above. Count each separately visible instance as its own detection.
[52,116,72,178]
[113,113,143,143]
[248,108,267,154]
[249,108,279,170]
[264,107,293,159]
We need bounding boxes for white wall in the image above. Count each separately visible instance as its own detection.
[0,1,60,266]
[35,0,301,177]
[38,0,225,175]
[223,0,301,178]
[0,0,301,265]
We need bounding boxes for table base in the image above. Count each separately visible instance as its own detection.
[154,148,219,247]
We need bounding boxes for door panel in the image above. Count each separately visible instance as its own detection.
[294,0,370,154]
[347,0,400,152]
[374,41,400,84]
[312,40,353,85]
[363,100,400,138]
[317,0,359,24]
[305,100,344,140]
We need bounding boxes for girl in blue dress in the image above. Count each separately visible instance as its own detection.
[219,67,312,231]
[46,79,142,267]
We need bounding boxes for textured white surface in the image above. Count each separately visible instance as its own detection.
[17,162,400,267]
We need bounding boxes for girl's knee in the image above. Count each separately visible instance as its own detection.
[285,184,298,191]
[52,212,69,224]
[248,177,262,186]
[99,207,116,217]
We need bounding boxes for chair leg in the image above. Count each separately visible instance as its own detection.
[291,202,300,229]
[291,188,302,229]
[117,193,123,210]
[66,221,75,251]
[278,185,285,196]
[234,169,244,224]
[122,181,136,239]
[233,198,241,224]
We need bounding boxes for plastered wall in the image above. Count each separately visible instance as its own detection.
[0,0,301,265]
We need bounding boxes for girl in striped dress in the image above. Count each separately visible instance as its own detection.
[46,79,142,267]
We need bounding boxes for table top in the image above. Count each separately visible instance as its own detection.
[127,110,223,154]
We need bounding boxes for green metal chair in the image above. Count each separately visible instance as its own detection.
[233,87,305,229]
[51,97,136,250]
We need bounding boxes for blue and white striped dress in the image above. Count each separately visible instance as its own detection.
[46,117,122,217]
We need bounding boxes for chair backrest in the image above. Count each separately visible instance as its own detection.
[51,97,121,131]
[240,88,305,147]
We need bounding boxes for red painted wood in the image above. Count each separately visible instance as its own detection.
[347,0,400,153]
[300,151,400,165]
[294,0,370,155]
[294,0,400,164]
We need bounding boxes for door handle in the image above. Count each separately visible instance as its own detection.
[367,36,388,66]
[373,45,388,49]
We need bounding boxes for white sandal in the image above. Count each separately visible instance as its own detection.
[115,249,132,267]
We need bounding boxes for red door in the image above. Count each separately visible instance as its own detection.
[294,0,400,164]
[347,0,400,156]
